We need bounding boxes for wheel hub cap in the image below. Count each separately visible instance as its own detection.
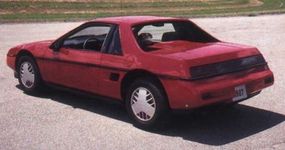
[131,87,156,121]
[20,62,35,88]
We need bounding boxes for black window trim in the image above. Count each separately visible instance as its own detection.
[102,25,123,56]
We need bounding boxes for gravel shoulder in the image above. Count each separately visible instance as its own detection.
[0,14,285,149]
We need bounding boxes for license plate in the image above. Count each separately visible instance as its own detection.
[233,85,247,102]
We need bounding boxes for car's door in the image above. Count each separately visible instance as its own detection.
[98,26,129,99]
[43,23,113,93]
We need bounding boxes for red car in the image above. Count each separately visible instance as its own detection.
[6,16,274,129]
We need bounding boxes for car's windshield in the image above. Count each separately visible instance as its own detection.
[132,21,218,52]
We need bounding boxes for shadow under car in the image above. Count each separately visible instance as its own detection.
[17,85,285,146]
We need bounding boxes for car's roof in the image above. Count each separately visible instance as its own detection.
[91,16,189,25]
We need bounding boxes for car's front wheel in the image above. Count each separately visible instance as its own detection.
[17,55,42,93]
[125,79,170,129]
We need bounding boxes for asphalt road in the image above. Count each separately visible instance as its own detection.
[0,15,285,150]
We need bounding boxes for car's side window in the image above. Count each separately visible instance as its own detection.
[62,25,111,52]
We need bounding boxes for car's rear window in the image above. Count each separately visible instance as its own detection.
[132,21,218,52]
[138,23,175,42]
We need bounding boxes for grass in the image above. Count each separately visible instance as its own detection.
[0,0,285,22]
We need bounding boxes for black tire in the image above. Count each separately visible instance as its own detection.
[17,55,42,93]
[125,78,170,130]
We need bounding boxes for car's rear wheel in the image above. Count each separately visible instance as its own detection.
[17,56,42,93]
[125,79,170,130]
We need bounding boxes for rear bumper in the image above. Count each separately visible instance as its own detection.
[161,69,274,110]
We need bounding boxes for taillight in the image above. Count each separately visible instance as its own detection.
[190,55,267,80]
